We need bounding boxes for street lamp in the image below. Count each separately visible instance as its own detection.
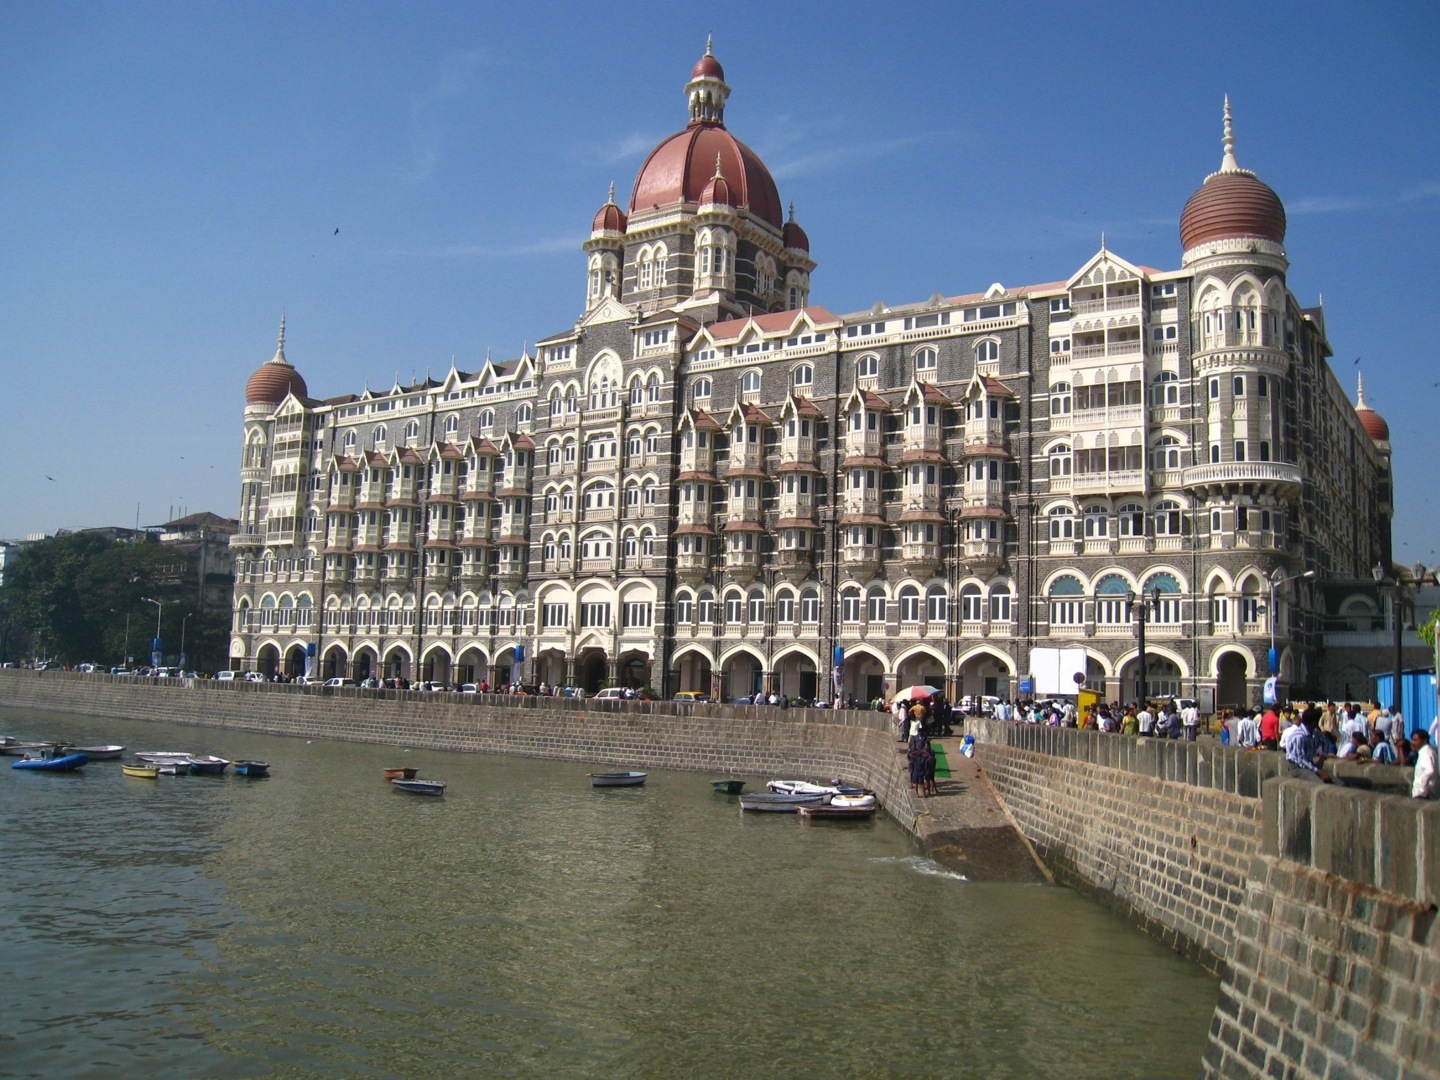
[140,596,162,667]
[1125,587,1160,705]
[1372,563,1406,732]
[1268,568,1317,676]
[179,612,194,670]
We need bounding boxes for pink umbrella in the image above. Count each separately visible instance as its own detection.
[891,684,942,703]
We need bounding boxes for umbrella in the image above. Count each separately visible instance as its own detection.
[892,684,942,703]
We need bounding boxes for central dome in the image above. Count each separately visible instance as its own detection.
[630,125,783,229]
[627,45,784,231]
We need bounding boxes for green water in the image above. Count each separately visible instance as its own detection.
[0,706,1218,1077]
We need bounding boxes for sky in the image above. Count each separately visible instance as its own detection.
[2,1,1437,569]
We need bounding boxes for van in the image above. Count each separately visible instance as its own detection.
[216,671,237,681]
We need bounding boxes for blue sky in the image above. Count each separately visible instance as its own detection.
[2,1,1437,570]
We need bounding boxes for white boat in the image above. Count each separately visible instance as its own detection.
[71,745,125,760]
[767,779,872,797]
[135,751,193,764]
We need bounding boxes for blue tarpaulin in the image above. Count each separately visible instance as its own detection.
[1372,669,1437,737]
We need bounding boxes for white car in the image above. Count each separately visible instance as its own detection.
[216,670,237,681]
[324,677,358,688]
[243,672,266,683]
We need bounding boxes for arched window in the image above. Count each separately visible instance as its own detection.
[914,346,937,373]
[1083,505,1109,538]
[1142,572,1182,623]
[840,587,861,622]
[989,583,1013,622]
[480,409,494,430]
[693,377,712,401]
[975,339,1000,364]
[343,430,358,452]
[898,585,922,622]
[867,588,887,623]
[926,586,947,622]
[647,374,662,402]
[800,588,820,623]
[1049,444,1072,477]
[1152,436,1181,472]
[516,403,532,425]
[1117,502,1146,537]
[1050,383,1072,416]
[1095,573,1131,625]
[1154,500,1183,536]
[404,420,419,444]
[793,364,813,388]
[960,583,983,621]
[1152,371,1180,406]
[629,379,644,406]
[1048,574,1085,626]
[741,369,762,397]
[373,424,389,448]
[1048,505,1075,540]
[857,354,879,379]
[748,589,766,624]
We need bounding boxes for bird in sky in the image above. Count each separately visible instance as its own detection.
[45,475,55,481]
[334,228,340,235]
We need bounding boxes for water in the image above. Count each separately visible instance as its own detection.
[0,706,1218,1078]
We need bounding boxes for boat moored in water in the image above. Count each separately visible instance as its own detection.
[767,779,872,797]
[797,796,879,820]
[391,777,445,795]
[184,755,231,775]
[122,762,159,779]
[13,751,89,772]
[233,760,270,777]
[589,771,648,787]
[738,792,831,813]
[383,767,419,781]
[711,779,746,794]
[70,745,125,760]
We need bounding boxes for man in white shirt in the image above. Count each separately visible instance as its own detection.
[1137,705,1155,736]
[1182,703,1201,741]
[1411,731,1438,799]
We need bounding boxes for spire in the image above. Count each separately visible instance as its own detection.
[713,152,725,179]
[705,33,713,56]
[1100,231,1107,252]
[788,201,795,222]
[607,180,616,204]
[1356,371,1366,407]
[1220,94,1240,172]
[271,314,288,364]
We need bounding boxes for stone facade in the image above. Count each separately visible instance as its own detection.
[229,49,1394,714]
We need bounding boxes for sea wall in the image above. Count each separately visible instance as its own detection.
[0,668,935,834]
[966,716,1439,1079]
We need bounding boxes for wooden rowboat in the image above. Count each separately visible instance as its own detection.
[71,745,125,760]
[122,763,159,779]
[797,801,878,820]
[185,755,231,775]
[589,771,647,787]
[711,779,746,794]
[737,792,829,813]
[233,760,270,777]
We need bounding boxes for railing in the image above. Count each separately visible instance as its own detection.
[1181,462,1303,488]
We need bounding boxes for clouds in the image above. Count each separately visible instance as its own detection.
[402,48,493,184]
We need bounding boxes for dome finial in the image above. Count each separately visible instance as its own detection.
[273,314,288,364]
[788,200,795,222]
[713,152,725,179]
[1356,370,1366,407]
[705,34,713,56]
[1220,94,1240,172]
[607,180,616,204]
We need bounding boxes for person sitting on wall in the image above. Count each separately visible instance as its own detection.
[1281,707,1333,783]
[1365,729,1398,764]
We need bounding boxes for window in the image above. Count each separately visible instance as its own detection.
[542,602,568,628]
[1154,501,1182,535]
[793,363,813,388]
[926,588,947,622]
[1083,505,1109,538]
[1233,376,1245,398]
[776,591,795,623]
[914,347,937,372]
[800,590,820,623]
[725,594,743,623]
[516,403,532,424]
[580,602,610,628]
[841,588,861,622]
[1049,444,1072,477]
[404,420,419,444]
[1048,506,1075,540]
[622,602,652,628]
[1048,575,1085,626]
[975,339,1000,364]
[697,595,716,624]
[1117,503,1146,536]
[741,370,761,396]
[1153,371,1179,406]
[867,590,887,623]
[899,586,921,622]
[748,592,766,623]
[675,595,693,624]
[1152,436,1181,471]
[990,585,1012,623]
[1209,378,1220,400]
[693,377,712,400]
[1050,384,1072,416]
[960,584,983,621]
[1151,325,1178,342]
[856,354,879,379]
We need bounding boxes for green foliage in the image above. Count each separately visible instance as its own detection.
[1420,608,1438,649]
[0,534,230,669]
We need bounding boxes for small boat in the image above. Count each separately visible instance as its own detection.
[391,778,445,795]
[589,771,647,787]
[233,760,270,777]
[0,740,51,757]
[71,745,125,760]
[13,752,89,772]
[156,762,188,775]
[184,755,231,775]
[384,767,419,781]
[767,779,873,797]
[135,751,193,765]
[122,763,159,779]
[711,779,746,794]
[738,792,831,813]
[797,798,879,820]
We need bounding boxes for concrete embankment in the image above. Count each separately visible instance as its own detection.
[967,717,1439,1079]
[0,670,1040,882]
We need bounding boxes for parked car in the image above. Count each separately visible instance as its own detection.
[458,683,478,694]
[215,670,237,681]
[292,675,318,686]
[594,687,629,700]
[672,691,709,703]
[243,672,266,683]
[324,677,358,688]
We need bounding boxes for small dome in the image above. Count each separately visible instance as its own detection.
[591,189,628,234]
[1356,405,1389,443]
[246,319,307,406]
[691,38,724,81]
[246,358,307,406]
[783,208,809,252]
[699,166,737,209]
[1179,97,1286,252]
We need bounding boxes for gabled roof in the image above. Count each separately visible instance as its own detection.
[701,305,841,343]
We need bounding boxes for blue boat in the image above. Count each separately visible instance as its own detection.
[233,760,270,777]
[13,752,89,772]
[184,755,231,775]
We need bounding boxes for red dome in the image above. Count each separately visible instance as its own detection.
[592,200,628,234]
[699,170,737,209]
[629,124,783,229]
[1356,404,1389,442]
[783,218,809,253]
[1180,170,1286,251]
[246,358,307,406]
[691,53,724,80]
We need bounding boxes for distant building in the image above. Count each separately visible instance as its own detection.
[151,513,238,612]
[229,46,1394,707]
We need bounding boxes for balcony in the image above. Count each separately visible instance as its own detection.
[841,544,882,582]
[1071,293,1141,316]
[723,549,761,586]
[899,542,941,576]
[774,549,814,583]
[1072,469,1144,495]
[1182,461,1303,497]
[1072,404,1144,431]
[676,551,712,585]
[1072,340,1142,361]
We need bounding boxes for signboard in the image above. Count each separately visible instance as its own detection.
[1263,676,1279,706]
[1030,647,1090,697]
[1199,686,1215,715]
[1018,678,1034,696]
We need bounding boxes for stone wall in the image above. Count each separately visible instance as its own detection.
[966,717,1439,1078]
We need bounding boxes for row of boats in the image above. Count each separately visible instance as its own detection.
[736,779,880,819]
[3,736,269,778]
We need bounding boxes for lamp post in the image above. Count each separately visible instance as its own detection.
[179,612,194,670]
[1268,569,1317,677]
[1126,588,1159,705]
[140,596,162,667]
[1371,563,1406,734]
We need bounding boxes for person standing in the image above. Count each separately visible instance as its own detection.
[1182,701,1201,742]
[1411,731,1438,799]
[1137,703,1155,737]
